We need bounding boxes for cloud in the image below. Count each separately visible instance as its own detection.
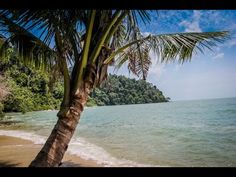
[228,38,236,47]
[225,36,236,48]
[209,47,225,60]
[226,24,236,48]
[142,32,151,37]
[149,63,166,79]
[179,10,202,32]
[148,50,166,79]
[156,11,193,31]
[199,10,223,27]
[212,52,224,60]
[218,34,236,48]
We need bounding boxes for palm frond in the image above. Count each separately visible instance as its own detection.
[136,10,152,25]
[0,12,56,71]
[113,31,229,79]
[127,44,151,80]
[0,10,231,88]
[147,31,229,64]
[1,10,86,64]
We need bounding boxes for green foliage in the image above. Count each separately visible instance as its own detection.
[1,51,62,113]
[89,74,169,106]
[0,48,169,113]
[86,96,97,107]
[52,82,64,100]
[3,79,61,113]
[0,102,4,118]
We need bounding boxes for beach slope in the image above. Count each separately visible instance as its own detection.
[0,135,100,167]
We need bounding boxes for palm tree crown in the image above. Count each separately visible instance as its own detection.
[0,10,229,79]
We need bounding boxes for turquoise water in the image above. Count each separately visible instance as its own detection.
[1,97,236,166]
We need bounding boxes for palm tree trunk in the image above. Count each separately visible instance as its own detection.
[29,83,91,167]
[29,45,110,167]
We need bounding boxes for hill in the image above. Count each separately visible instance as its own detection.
[88,74,169,106]
[0,51,169,114]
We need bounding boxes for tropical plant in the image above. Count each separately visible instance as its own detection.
[0,10,229,167]
[0,75,10,117]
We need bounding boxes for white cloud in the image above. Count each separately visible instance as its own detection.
[142,32,151,37]
[193,10,201,20]
[179,10,202,32]
[149,63,166,79]
[200,10,223,27]
[148,50,166,79]
[226,36,236,48]
[228,23,236,31]
[212,52,224,60]
[218,16,236,48]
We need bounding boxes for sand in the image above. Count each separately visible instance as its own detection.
[0,135,101,167]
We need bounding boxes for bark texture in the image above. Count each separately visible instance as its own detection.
[29,46,111,167]
[29,83,91,167]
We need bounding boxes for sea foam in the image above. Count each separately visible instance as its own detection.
[0,130,154,167]
[0,129,46,144]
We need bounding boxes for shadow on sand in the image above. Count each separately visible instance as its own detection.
[0,160,20,167]
[60,160,82,167]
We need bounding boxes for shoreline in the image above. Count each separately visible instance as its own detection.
[0,135,101,167]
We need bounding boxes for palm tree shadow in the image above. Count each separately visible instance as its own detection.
[0,160,20,167]
[59,160,82,167]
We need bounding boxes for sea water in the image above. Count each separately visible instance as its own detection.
[1,97,236,166]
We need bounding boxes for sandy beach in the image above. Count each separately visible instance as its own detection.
[0,135,101,167]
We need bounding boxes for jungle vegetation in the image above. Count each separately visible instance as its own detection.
[0,50,169,114]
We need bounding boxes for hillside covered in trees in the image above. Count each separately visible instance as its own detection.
[90,74,169,106]
[0,50,169,115]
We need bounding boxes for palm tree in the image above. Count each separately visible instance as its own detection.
[0,10,229,167]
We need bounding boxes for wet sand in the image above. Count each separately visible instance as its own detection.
[0,135,101,167]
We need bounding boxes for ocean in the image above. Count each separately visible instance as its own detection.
[0,97,236,167]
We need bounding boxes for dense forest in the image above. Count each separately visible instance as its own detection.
[91,75,169,106]
[0,48,169,116]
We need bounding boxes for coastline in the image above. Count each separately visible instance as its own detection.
[0,135,101,167]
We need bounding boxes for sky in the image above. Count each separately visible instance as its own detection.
[109,10,236,101]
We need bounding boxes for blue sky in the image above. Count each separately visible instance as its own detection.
[109,10,236,101]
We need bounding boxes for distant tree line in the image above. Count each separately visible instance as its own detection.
[0,50,169,114]
[90,74,169,106]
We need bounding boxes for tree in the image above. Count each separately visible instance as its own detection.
[0,75,10,117]
[0,10,229,167]
[92,74,169,105]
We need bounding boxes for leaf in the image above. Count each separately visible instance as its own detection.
[147,31,230,64]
